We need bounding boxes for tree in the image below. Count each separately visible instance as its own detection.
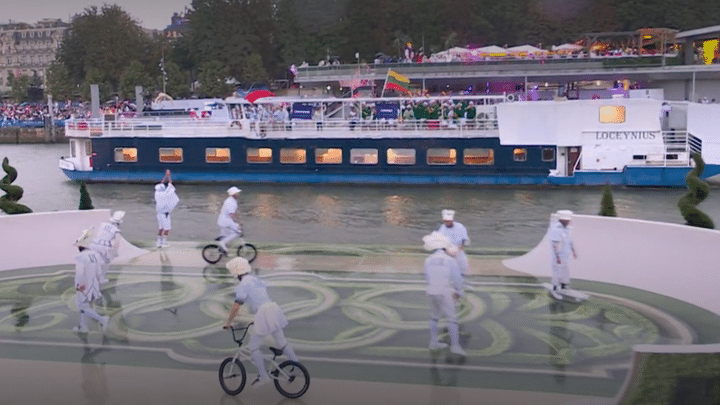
[58,5,152,93]
[677,153,714,229]
[196,60,232,98]
[162,61,191,99]
[120,60,153,99]
[45,61,74,101]
[242,54,269,85]
[598,183,617,217]
[10,75,30,102]
[79,181,94,210]
[80,67,111,102]
[0,157,32,214]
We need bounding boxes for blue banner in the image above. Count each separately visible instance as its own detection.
[375,102,399,119]
[292,103,313,120]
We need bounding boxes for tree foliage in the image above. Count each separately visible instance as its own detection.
[599,183,617,217]
[197,60,232,98]
[45,62,74,101]
[10,75,30,102]
[678,153,714,229]
[0,157,32,214]
[79,181,94,210]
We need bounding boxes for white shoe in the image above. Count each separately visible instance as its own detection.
[252,376,271,388]
[550,288,562,300]
[100,278,109,284]
[72,325,89,333]
[100,316,110,333]
[450,345,467,356]
[429,342,448,350]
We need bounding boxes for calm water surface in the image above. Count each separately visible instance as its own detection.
[2,143,718,249]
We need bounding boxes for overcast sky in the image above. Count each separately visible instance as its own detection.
[2,0,190,30]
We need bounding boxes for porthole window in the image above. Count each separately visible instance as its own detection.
[387,148,416,165]
[159,148,183,163]
[541,148,555,162]
[247,147,272,163]
[280,148,306,164]
[316,148,342,164]
[513,148,527,162]
[427,148,457,165]
[114,147,137,162]
[463,148,494,165]
[350,148,378,165]
[206,148,230,163]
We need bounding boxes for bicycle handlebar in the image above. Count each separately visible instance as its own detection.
[227,322,254,344]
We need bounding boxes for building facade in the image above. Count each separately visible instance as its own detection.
[0,19,69,92]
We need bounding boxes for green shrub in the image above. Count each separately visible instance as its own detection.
[599,183,617,217]
[79,180,94,210]
[677,153,714,229]
[0,157,32,214]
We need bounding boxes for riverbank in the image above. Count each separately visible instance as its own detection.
[0,127,66,144]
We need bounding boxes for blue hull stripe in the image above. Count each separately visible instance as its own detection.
[62,165,720,187]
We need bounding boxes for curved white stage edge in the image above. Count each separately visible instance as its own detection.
[0,209,147,271]
[504,213,720,317]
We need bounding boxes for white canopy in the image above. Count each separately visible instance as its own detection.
[506,45,548,55]
[552,43,583,53]
[447,46,472,56]
[473,45,508,56]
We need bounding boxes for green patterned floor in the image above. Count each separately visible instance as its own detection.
[1,264,719,398]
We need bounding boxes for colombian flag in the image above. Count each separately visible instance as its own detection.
[384,70,411,94]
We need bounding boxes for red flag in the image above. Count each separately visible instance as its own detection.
[244,90,276,104]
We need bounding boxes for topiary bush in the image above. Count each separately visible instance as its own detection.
[677,152,714,229]
[79,180,94,210]
[599,182,617,217]
[0,157,32,214]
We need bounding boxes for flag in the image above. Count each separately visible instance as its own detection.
[383,70,410,94]
[244,89,276,104]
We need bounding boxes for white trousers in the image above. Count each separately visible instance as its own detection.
[551,259,571,286]
[156,212,171,230]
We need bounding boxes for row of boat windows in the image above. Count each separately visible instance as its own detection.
[113,147,556,165]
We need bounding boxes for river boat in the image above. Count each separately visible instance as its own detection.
[58,94,720,186]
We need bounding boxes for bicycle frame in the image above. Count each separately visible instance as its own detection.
[227,324,294,381]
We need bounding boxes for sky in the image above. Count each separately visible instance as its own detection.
[1,0,190,30]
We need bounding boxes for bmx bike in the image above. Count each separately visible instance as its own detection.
[202,230,257,264]
[219,323,310,398]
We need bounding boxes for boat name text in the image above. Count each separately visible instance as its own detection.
[595,131,658,140]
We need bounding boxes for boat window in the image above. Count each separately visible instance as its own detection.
[280,148,306,164]
[513,148,527,162]
[633,155,646,160]
[427,148,457,165]
[350,148,378,165]
[247,147,272,163]
[463,148,494,165]
[387,148,416,165]
[159,148,183,163]
[206,148,230,163]
[70,140,76,158]
[316,148,342,164]
[599,106,625,123]
[541,148,555,161]
[85,142,92,156]
[114,147,137,162]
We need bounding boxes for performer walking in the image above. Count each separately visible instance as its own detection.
[549,210,578,299]
[154,169,180,248]
[72,229,110,333]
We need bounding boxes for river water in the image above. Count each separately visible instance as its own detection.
[2,143,718,249]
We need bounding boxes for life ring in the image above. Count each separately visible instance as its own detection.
[506,94,516,102]
[230,120,242,129]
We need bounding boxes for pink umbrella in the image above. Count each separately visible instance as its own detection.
[245,90,276,103]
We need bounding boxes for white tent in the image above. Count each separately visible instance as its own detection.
[552,43,583,53]
[473,45,508,56]
[507,45,548,56]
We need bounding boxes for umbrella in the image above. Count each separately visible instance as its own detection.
[507,45,547,55]
[473,45,508,57]
[244,90,275,104]
[552,43,583,53]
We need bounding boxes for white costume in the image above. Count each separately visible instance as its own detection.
[217,187,242,251]
[549,211,575,288]
[88,211,124,283]
[73,230,109,333]
[423,232,466,355]
[227,258,298,384]
[155,182,179,247]
[437,209,470,276]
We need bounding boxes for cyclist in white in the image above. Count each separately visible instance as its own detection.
[154,169,180,248]
[72,229,109,333]
[88,210,125,283]
[549,210,577,299]
[423,231,466,356]
[217,186,242,253]
[437,209,470,276]
[223,257,299,387]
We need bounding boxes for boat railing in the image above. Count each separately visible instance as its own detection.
[255,116,499,135]
[626,130,690,167]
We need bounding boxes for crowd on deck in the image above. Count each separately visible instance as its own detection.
[0,100,138,127]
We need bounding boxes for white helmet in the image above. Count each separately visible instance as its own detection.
[227,186,241,196]
[74,228,95,248]
[226,257,252,276]
[110,210,125,224]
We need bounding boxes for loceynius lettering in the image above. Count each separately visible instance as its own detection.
[595,131,658,140]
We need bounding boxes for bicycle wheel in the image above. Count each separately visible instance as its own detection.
[273,360,310,398]
[219,357,247,395]
[237,243,257,263]
[202,244,224,264]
